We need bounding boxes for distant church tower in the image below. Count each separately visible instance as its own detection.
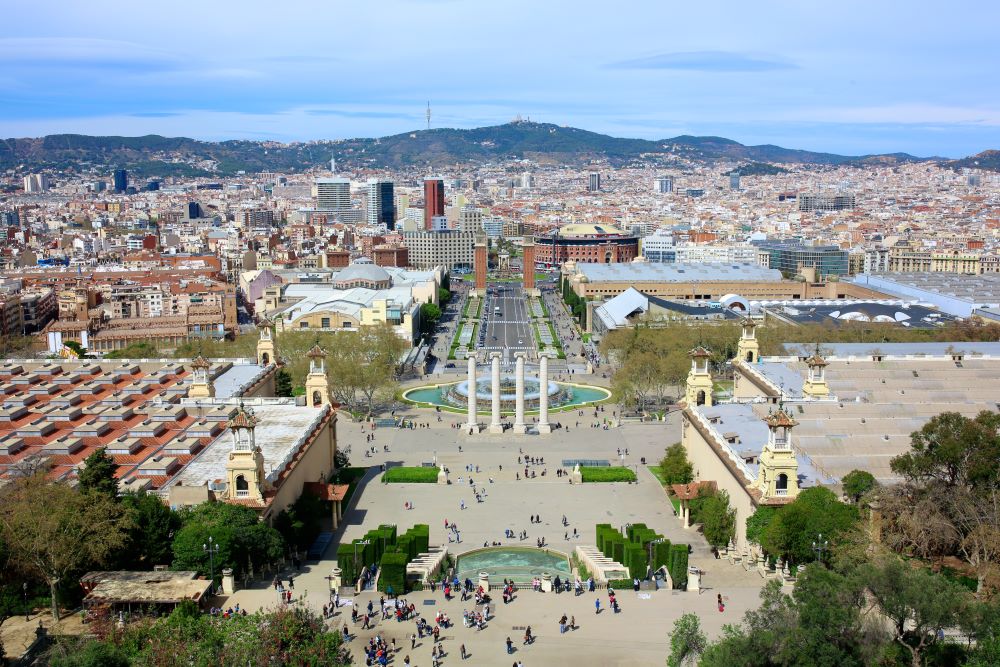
[225,403,268,502]
[684,347,714,407]
[737,317,760,364]
[756,407,800,500]
[802,348,830,398]
[187,355,215,398]
[305,345,331,407]
[256,321,276,366]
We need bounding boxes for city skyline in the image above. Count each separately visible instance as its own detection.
[1,0,999,157]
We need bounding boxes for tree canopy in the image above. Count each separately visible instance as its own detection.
[171,503,283,581]
[659,442,694,486]
[0,471,131,620]
[759,487,859,565]
[841,470,878,503]
[77,447,119,499]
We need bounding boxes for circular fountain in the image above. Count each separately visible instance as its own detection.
[402,375,610,413]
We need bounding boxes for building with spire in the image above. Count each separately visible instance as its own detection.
[304,344,330,407]
[683,346,714,407]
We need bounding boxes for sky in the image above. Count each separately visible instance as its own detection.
[1,0,999,158]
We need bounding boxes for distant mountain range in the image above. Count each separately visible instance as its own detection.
[0,121,991,177]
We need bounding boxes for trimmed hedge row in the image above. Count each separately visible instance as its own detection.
[336,523,430,587]
[595,523,689,589]
[378,550,409,594]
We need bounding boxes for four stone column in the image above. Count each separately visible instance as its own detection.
[489,352,503,433]
[537,353,551,433]
[465,352,479,433]
[513,353,527,434]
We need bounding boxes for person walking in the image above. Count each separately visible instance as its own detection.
[595,597,601,614]
[461,643,468,660]
[411,633,417,649]
[506,636,513,654]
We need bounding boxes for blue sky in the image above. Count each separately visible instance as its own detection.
[1,0,998,157]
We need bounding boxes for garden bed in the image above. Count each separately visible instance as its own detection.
[382,467,440,483]
[581,466,637,483]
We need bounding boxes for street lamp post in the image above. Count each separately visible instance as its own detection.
[203,536,220,592]
[23,582,28,621]
[812,534,829,564]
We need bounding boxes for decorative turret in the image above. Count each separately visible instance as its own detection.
[305,344,330,407]
[756,407,800,500]
[802,346,829,398]
[737,317,760,364]
[187,355,215,398]
[225,403,267,502]
[256,320,276,366]
[684,346,714,407]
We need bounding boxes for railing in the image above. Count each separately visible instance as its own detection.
[773,488,788,496]
[235,489,249,498]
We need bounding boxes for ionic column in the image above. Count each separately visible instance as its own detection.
[466,353,479,433]
[537,353,551,433]
[489,352,503,433]
[513,353,527,434]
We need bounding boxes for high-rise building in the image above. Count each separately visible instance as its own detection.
[113,169,128,193]
[423,177,445,230]
[23,174,50,193]
[798,193,856,212]
[588,172,601,192]
[458,206,483,234]
[730,173,741,191]
[315,178,351,211]
[968,173,982,188]
[187,202,201,219]
[655,176,673,193]
[520,172,535,188]
[367,179,396,230]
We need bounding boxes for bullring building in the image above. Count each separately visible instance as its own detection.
[535,224,639,267]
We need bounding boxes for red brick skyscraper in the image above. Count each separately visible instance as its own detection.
[522,236,536,291]
[423,177,445,230]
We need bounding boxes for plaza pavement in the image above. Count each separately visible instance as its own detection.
[225,402,767,666]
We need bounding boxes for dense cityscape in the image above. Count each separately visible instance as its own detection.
[3,2,1000,666]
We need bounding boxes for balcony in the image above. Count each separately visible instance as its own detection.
[773,488,788,497]
[235,489,250,498]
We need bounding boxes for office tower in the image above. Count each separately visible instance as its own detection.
[367,179,396,230]
[655,176,673,193]
[798,193,856,212]
[23,174,50,193]
[520,172,535,188]
[458,206,483,234]
[315,177,351,211]
[730,173,741,191]
[423,177,445,230]
[588,172,601,192]
[968,173,982,187]
[145,180,160,192]
[187,202,201,219]
[113,169,128,193]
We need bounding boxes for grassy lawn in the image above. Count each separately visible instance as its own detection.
[466,323,477,350]
[449,322,464,359]
[383,467,440,483]
[646,466,682,512]
[580,466,637,483]
[582,333,591,343]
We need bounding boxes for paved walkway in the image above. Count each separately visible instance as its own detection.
[224,410,767,665]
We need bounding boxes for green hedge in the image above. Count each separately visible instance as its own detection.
[581,467,637,483]
[596,524,614,555]
[668,544,689,590]
[409,524,430,554]
[624,543,647,580]
[383,467,439,483]
[378,549,409,594]
[607,579,633,590]
[337,543,358,582]
[653,540,672,571]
